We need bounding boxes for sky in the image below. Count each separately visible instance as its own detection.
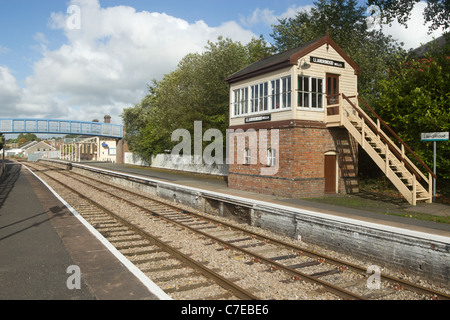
[0,0,445,130]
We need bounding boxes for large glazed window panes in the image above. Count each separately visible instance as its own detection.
[252,82,269,112]
[233,87,248,116]
[297,76,324,110]
[311,78,323,109]
[282,76,291,109]
[271,76,291,110]
[233,89,240,116]
[298,76,309,108]
[271,79,280,110]
[232,76,292,117]
[259,82,268,112]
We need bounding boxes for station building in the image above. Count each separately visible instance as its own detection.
[226,34,361,198]
[60,116,118,163]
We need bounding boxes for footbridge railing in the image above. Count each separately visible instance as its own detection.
[0,118,123,138]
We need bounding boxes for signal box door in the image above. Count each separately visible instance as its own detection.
[326,74,339,105]
[324,154,337,194]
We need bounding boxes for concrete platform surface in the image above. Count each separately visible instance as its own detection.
[0,161,166,300]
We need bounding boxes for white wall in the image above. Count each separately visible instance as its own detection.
[124,152,228,176]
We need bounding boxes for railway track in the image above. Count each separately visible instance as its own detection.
[24,161,450,300]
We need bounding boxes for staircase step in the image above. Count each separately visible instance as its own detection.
[392,170,409,176]
[343,98,432,206]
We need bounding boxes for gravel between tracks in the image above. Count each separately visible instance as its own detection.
[38,166,450,300]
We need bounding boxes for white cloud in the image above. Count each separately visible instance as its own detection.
[369,1,445,50]
[240,5,312,27]
[244,2,444,51]
[1,0,256,125]
[0,66,23,114]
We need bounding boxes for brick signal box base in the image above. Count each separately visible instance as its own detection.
[228,120,359,198]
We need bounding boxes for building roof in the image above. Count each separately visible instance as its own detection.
[226,33,361,84]
[18,141,38,149]
[21,140,56,151]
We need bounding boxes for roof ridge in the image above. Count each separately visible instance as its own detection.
[226,37,322,83]
[226,34,361,83]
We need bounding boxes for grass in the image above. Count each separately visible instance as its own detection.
[304,188,450,225]
[390,211,450,224]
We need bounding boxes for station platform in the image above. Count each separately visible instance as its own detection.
[82,162,450,238]
[2,159,448,300]
[0,160,166,300]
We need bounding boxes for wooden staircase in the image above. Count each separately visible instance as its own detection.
[326,94,435,206]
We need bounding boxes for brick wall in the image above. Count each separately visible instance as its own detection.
[228,120,358,198]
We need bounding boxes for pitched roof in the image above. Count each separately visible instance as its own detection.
[19,141,38,149]
[226,34,361,84]
[21,140,56,150]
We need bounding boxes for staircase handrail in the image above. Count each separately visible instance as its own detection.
[356,95,436,180]
[342,94,435,181]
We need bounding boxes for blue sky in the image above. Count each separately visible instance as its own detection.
[0,0,308,85]
[0,0,445,126]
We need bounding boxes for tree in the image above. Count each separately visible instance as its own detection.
[374,36,450,193]
[0,134,4,151]
[367,0,450,32]
[271,0,405,103]
[16,133,40,146]
[122,36,275,163]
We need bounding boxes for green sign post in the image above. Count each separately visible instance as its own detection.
[421,132,449,202]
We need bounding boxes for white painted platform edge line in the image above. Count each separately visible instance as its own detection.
[70,162,450,244]
[23,164,172,301]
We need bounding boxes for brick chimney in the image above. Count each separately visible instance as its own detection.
[104,115,111,124]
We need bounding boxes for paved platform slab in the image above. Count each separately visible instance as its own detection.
[0,161,165,300]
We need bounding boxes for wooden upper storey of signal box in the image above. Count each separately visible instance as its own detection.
[226,34,361,128]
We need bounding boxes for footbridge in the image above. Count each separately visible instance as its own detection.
[0,118,123,138]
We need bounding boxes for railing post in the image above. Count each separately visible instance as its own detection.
[401,144,405,168]
[385,143,389,178]
[361,121,365,149]
[412,174,417,206]
[428,173,433,203]
[339,94,344,126]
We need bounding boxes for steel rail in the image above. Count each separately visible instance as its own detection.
[31,162,450,300]
[58,165,450,300]
[31,166,259,300]
[38,164,364,300]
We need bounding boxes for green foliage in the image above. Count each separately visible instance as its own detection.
[0,134,4,150]
[15,133,41,146]
[368,0,450,32]
[374,35,450,193]
[271,0,405,103]
[122,36,275,162]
